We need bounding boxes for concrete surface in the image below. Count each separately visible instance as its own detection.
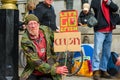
[19,68,120,80]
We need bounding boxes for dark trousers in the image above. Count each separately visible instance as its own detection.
[27,74,53,80]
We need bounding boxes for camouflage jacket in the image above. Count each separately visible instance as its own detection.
[20,25,61,80]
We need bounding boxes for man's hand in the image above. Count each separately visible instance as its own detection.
[56,29,60,33]
[116,57,120,66]
[78,23,83,26]
[56,66,68,75]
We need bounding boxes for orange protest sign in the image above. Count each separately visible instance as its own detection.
[54,32,81,52]
[60,10,78,32]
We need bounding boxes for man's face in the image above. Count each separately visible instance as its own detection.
[26,21,39,36]
[44,0,53,6]
[83,10,89,14]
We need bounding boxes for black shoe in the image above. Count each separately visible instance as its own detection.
[100,70,111,79]
[115,73,120,79]
[93,70,101,80]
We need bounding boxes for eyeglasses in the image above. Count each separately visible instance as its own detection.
[28,22,38,27]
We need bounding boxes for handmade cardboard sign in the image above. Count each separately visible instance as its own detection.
[60,10,78,32]
[54,32,81,52]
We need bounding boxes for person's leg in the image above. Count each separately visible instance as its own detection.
[27,74,37,80]
[27,74,53,80]
[92,32,105,80]
[100,32,112,78]
[38,74,53,80]
[92,32,105,71]
[100,32,112,71]
[39,77,53,80]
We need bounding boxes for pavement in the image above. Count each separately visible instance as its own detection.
[19,67,120,80]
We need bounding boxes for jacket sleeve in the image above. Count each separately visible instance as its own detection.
[107,0,119,12]
[78,12,82,23]
[34,3,44,22]
[21,34,57,75]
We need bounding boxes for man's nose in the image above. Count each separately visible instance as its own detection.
[30,24,36,27]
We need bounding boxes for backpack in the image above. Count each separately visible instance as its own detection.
[107,52,119,76]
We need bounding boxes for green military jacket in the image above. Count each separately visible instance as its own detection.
[20,25,61,80]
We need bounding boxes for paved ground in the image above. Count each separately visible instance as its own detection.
[19,68,120,80]
[63,76,119,80]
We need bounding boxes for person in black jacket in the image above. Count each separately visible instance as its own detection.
[78,3,93,27]
[33,0,58,31]
[90,0,119,80]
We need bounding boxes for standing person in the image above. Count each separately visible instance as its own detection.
[20,14,68,80]
[78,3,93,26]
[33,0,58,31]
[23,0,39,21]
[90,0,119,80]
[26,0,36,14]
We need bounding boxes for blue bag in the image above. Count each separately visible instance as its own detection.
[107,52,119,76]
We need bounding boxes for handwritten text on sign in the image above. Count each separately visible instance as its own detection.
[60,10,78,32]
[54,32,81,52]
